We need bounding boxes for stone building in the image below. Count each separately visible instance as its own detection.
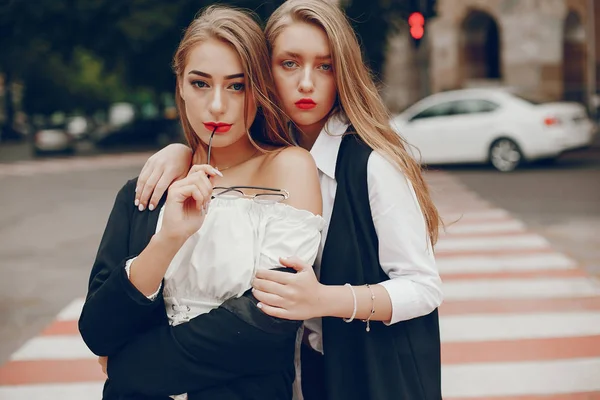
[382,0,600,114]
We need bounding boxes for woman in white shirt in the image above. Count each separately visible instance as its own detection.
[79,6,324,400]
[131,1,443,399]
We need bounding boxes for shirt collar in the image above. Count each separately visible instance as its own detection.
[309,113,350,180]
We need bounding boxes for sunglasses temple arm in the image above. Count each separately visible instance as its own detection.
[206,127,217,166]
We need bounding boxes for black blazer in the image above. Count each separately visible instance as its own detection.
[78,178,301,400]
[319,133,442,400]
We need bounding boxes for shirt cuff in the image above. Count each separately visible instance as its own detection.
[379,277,443,326]
[124,257,162,300]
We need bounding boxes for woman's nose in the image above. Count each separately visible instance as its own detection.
[209,87,225,116]
[298,67,315,93]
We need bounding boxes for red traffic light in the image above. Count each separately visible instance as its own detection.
[408,12,425,40]
[408,12,425,26]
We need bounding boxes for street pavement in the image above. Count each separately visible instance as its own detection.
[0,152,599,399]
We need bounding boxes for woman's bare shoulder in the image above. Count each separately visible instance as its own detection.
[257,146,321,214]
[260,146,317,174]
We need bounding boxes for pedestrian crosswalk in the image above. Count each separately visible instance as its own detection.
[1,170,599,399]
[430,173,600,399]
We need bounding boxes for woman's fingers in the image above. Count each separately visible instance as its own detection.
[254,268,294,285]
[252,288,286,308]
[252,277,288,297]
[175,184,205,211]
[164,164,221,214]
[188,186,205,211]
[255,302,287,319]
[138,168,162,211]
[186,170,215,208]
[138,164,220,212]
[147,172,173,212]
[188,164,223,178]
[135,161,155,207]
[173,172,213,209]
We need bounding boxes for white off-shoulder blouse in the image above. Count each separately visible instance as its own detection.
[155,197,325,327]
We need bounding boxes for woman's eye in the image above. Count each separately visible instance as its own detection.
[192,81,208,88]
[319,64,332,71]
[282,61,297,69]
[229,82,245,91]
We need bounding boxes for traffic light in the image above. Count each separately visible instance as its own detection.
[407,0,436,49]
[408,11,425,46]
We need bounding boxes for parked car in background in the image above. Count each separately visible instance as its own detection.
[92,117,183,149]
[31,116,98,156]
[32,123,76,156]
[391,89,597,172]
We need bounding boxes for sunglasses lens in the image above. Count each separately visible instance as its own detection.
[253,194,286,204]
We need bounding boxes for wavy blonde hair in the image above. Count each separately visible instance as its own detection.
[265,0,441,245]
[173,5,292,157]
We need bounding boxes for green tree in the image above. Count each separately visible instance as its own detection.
[1,0,408,139]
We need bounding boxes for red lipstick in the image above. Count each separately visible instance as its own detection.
[203,122,232,133]
[295,98,317,110]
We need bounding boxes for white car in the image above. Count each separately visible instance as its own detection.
[390,89,597,171]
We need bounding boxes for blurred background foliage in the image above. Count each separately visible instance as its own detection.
[0,0,416,131]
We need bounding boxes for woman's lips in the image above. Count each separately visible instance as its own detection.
[203,123,232,133]
[295,98,317,110]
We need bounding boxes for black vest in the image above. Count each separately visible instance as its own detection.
[319,133,442,400]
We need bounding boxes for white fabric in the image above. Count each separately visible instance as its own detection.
[156,197,324,326]
[304,113,443,354]
[124,258,161,300]
[158,197,324,400]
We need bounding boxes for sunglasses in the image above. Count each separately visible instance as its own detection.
[206,128,288,205]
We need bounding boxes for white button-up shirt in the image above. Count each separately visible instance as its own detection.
[304,114,443,353]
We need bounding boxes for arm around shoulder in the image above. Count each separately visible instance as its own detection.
[268,146,322,216]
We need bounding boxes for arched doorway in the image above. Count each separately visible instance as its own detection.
[562,11,586,103]
[461,10,501,85]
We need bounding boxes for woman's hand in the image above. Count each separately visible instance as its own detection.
[159,164,221,241]
[135,144,193,212]
[252,256,326,320]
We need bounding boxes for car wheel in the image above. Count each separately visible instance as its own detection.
[489,138,523,172]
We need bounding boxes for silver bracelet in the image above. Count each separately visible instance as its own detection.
[362,284,376,332]
[343,283,357,323]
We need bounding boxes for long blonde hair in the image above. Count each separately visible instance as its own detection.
[265,0,442,245]
[173,5,292,156]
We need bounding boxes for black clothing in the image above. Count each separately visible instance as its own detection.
[316,133,442,400]
[79,179,300,399]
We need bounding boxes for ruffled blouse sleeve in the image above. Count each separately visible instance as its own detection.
[258,204,325,270]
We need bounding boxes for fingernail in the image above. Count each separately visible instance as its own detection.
[256,302,263,309]
[212,167,223,177]
[135,199,139,207]
[138,204,145,212]
[135,187,138,193]
[148,204,155,211]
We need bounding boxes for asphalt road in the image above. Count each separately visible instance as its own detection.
[439,149,600,276]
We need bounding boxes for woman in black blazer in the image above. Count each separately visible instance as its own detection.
[78,6,324,400]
